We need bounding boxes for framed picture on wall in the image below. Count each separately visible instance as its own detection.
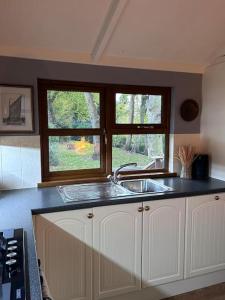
[0,85,34,133]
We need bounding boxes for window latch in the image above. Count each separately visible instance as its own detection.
[137,125,154,129]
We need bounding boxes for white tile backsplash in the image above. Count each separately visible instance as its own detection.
[21,147,41,188]
[2,172,23,189]
[1,146,22,172]
[0,136,41,190]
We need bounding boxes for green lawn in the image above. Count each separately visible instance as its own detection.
[50,143,150,172]
[112,147,150,168]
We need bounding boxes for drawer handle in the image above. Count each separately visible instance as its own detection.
[138,207,143,212]
[87,213,94,219]
[144,206,150,211]
[215,195,220,200]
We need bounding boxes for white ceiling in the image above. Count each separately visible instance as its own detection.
[0,0,225,73]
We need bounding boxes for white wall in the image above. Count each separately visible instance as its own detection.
[201,60,225,179]
[0,136,41,189]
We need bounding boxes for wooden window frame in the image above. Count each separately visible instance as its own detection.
[38,79,171,183]
[105,85,171,176]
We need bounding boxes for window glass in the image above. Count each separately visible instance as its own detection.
[47,91,100,129]
[112,134,165,170]
[49,136,100,172]
[116,93,162,124]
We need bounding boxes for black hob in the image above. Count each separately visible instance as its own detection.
[0,229,26,300]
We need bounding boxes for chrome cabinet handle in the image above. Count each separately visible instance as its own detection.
[87,213,94,219]
[215,195,220,200]
[138,207,143,212]
[144,206,150,211]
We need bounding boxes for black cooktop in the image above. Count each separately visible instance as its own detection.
[0,228,26,300]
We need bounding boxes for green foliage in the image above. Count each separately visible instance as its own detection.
[49,142,59,167]
[47,91,164,170]
[47,91,100,128]
[112,135,127,148]
[112,134,165,157]
[116,94,161,124]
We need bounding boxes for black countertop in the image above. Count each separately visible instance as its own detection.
[1,177,225,300]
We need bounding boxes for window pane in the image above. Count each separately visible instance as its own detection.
[49,136,100,172]
[116,93,162,124]
[47,90,100,129]
[112,134,165,170]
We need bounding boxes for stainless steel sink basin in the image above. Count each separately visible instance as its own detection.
[57,179,173,203]
[57,182,133,203]
[118,179,173,194]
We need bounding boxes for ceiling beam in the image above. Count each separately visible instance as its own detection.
[91,0,128,63]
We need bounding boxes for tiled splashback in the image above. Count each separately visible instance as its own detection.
[0,136,41,189]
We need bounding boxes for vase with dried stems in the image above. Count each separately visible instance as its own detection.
[175,145,196,179]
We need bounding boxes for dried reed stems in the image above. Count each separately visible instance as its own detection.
[175,145,195,167]
[174,145,196,178]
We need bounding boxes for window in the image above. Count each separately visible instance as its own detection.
[112,134,166,170]
[38,80,170,182]
[115,93,162,124]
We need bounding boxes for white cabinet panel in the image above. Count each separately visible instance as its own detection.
[93,203,142,299]
[142,198,185,287]
[35,209,93,300]
[185,193,225,278]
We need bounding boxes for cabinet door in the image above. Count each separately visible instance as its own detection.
[185,193,225,278]
[35,209,93,300]
[142,198,185,287]
[93,203,142,299]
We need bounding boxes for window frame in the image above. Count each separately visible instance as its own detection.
[105,85,171,176]
[38,79,171,182]
[38,79,107,182]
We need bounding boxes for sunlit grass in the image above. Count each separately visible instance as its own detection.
[112,147,150,169]
[50,143,151,172]
[50,143,100,171]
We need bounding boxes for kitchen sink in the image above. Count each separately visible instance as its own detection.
[57,182,133,203]
[57,179,174,203]
[118,178,174,194]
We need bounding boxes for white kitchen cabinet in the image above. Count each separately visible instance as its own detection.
[35,209,93,300]
[92,203,142,299]
[142,198,185,287]
[35,193,225,300]
[185,193,225,278]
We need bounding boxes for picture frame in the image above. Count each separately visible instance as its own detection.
[0,84,34,133]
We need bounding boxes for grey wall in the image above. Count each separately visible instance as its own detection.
[0,56,202,134]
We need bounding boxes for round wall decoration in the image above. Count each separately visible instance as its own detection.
[180,99,199,122]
